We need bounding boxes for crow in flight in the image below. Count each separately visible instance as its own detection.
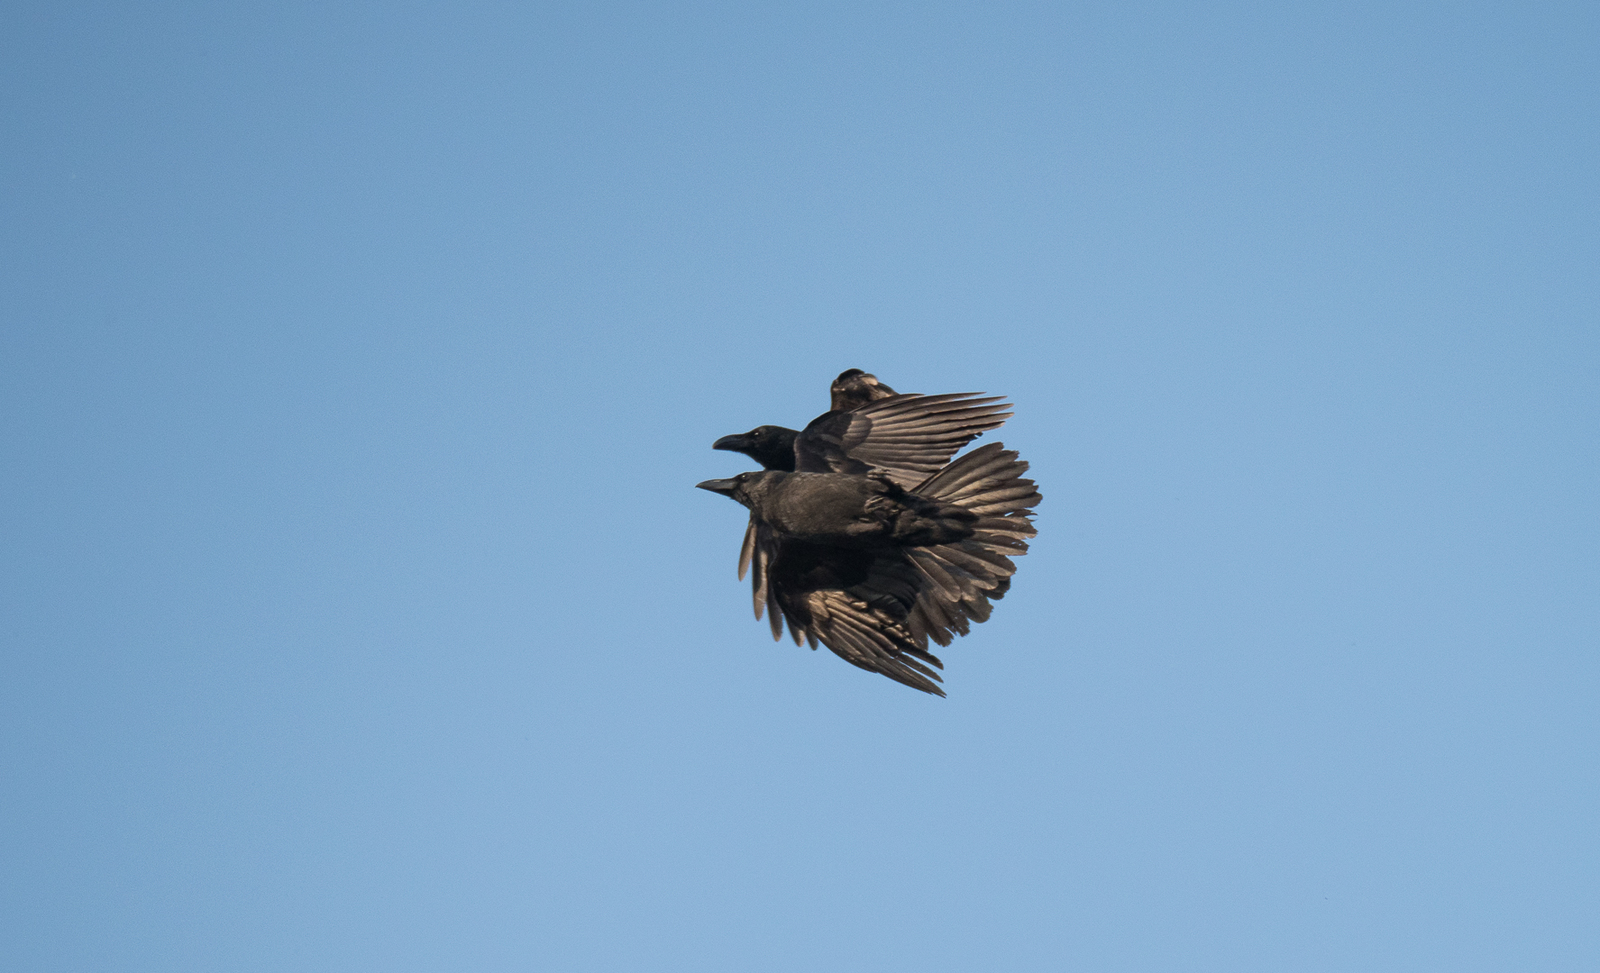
[712,368,1011,478]
[699,370,1040,695]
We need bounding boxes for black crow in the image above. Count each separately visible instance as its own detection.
[703,366,894,472]
[712,369,1011,481]
[698,442,1041,695]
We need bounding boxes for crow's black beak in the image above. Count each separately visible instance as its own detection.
[695,478,739,496]
[711,434,750,452]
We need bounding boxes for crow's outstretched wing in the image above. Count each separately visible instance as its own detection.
[765,541,947,696]
[795,392,1012,487]
[797,589,945,696]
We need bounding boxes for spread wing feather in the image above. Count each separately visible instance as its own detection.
[762,541,947,696]
[800,589,946,696]
[737,517,787,641]
[795,392,1012,487]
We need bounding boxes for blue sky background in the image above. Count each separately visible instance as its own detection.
[3,2,1596,970]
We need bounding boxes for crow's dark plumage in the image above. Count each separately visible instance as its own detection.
[700,370,1041,696]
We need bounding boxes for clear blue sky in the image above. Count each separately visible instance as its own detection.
[3,2,1596,970]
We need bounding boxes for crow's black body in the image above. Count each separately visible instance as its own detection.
[699,470,979,549]
[700,370,1040,696]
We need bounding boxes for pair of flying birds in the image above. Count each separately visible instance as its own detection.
[698,369,1041,696]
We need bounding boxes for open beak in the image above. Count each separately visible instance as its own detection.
[695,478,739,496]
[711,433,750,452]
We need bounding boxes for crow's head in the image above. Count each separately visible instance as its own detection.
[712,425,798,471]
[695,470,764,508]
[829,369,898,412]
